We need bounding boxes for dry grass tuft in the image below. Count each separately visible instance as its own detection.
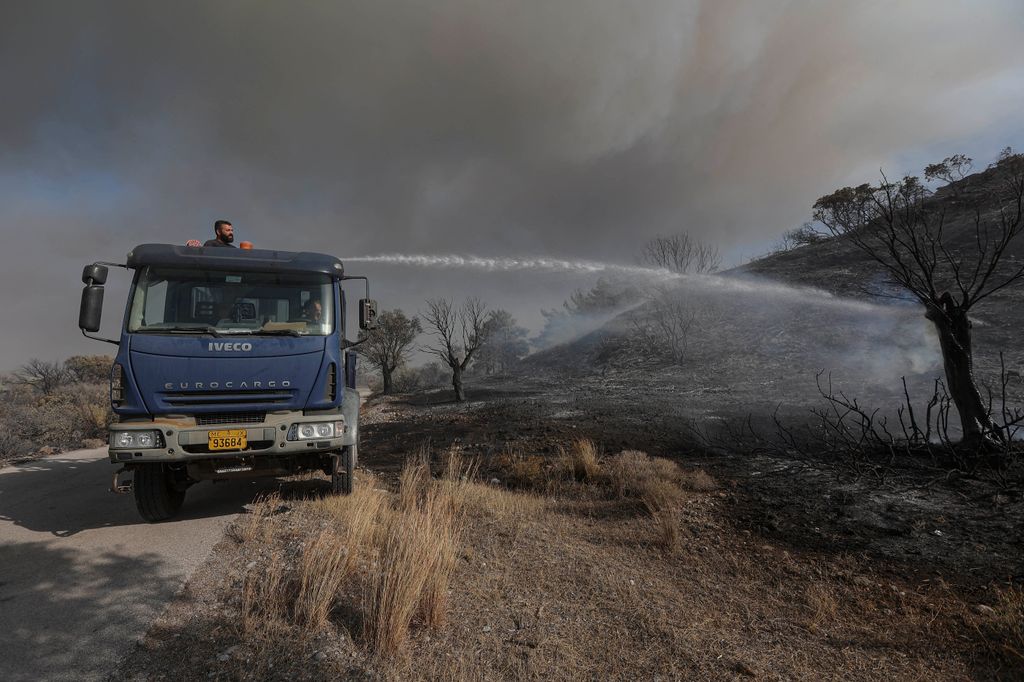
[494,448,548,490]
[240,550,290,638]
[441,446,479,483]
[398,449,433,511]
[653,508,680,551]
[362,457,464,656]
[603,450,685,510]
[560,438,602,482]
[230,491,281,545]
[804,582,839,632]
[601,450,689,551]
[448,480,546,522]
[678,467,717,492]
[980,585,1024,666]
[294,529,348,631]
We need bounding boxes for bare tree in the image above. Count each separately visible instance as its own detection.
[776,222,829,252]
[421,297,489,402]
[630,286,700,365]
[16,359,70,395]
[357,309,422,394]
[812,154,1024,451]
[641,233,720,274]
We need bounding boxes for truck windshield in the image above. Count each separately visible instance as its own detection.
[127,267,335,336]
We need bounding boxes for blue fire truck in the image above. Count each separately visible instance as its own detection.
[78,243,377,521]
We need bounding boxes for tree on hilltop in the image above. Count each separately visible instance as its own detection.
[812,152,1024,451]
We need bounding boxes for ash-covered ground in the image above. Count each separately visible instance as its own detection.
[362,330,1024,587]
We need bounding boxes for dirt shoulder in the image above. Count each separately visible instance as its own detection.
[111,389,1023,680]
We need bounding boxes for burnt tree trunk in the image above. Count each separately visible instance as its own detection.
[925,293,1002,451]
[381,366,393,395]
[452,366,465,402]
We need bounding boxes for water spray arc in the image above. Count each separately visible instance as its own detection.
[345,253,679,280]
[345,253,886,313]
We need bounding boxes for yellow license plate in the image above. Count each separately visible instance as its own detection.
[208,429,247,451]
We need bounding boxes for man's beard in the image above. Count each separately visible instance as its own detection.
[221,232,234,244]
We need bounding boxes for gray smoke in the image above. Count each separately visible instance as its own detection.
[1,1,1023,369]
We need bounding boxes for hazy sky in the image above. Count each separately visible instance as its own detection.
[2,1,1024,370]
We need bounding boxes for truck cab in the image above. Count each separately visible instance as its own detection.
[78,243,377,522]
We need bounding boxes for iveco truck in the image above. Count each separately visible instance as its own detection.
[77,243,377,522]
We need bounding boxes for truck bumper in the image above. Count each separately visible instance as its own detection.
[107,411,354,464]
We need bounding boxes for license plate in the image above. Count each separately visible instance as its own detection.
[208,429,247,451]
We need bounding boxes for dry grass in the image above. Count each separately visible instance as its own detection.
[603,450,686,512]
[127,439,1019,681]
[226,457,479,661]
[559,438,601,482]
[397,448,433,511]
[363,457,463,655]
[494,448,548,490]
[228,491,280,545]
[980,585,1024,667]
[240,550,289,638]
[804,582,840,632]
[678,467,717,491]
[490,445,701,552]
[293,529,349,631]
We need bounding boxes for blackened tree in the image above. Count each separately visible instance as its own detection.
[421,297,489,402]
[640,233,721,274]
[812,153,1024,450]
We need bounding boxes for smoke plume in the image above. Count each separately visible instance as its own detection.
[0,1,1022,368]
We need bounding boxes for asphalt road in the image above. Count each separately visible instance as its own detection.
[0,447,282,682]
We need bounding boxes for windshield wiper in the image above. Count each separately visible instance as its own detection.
[245,328,305,337]
[135,325,223,337]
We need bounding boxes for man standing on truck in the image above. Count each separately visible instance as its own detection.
[203,220,235,247]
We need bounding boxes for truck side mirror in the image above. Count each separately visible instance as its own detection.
[79,264,109,333]
[359,299,378,330]
[82,264,108,285]
[80,285,104,332]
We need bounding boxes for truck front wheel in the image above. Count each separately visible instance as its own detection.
[133,464,186,522]
[332,442,356,495]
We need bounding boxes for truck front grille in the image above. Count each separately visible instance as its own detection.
[196,412,266,426]
[160,389,295,408]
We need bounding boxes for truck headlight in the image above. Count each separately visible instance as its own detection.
[287,420,345,441]
[111,430,165,449]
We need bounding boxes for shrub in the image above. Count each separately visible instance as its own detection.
[64,355,114,383]
[493,449,548,490]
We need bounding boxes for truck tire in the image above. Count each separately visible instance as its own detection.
[332,441,356,495]
[133,464,186,522]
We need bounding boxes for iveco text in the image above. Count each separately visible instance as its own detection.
[208,342,253,351]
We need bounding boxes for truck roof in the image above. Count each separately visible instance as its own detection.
[126,243,345,277]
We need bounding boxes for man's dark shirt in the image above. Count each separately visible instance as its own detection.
[203,239,235,248]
